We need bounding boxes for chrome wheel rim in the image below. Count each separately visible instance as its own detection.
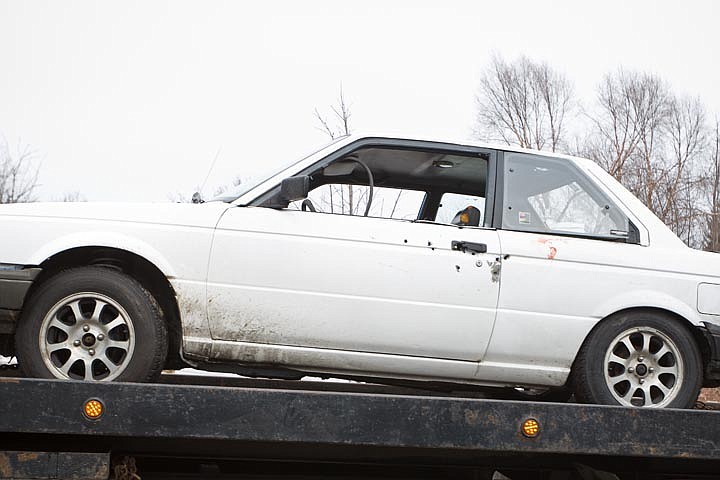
[39,292,135,381]
[604,327,683,408]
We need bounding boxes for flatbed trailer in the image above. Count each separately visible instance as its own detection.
[1,374,719,480]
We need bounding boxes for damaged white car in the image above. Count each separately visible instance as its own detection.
[1,134,719,408]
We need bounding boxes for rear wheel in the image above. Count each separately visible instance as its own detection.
[572,311,702,408]
[16,267,167,382]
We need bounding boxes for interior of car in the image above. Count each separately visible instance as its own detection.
[283,146,491,227]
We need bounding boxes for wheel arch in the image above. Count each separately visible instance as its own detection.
[572,306,712,387]
[27,232,177,278]
[23,245,186,370]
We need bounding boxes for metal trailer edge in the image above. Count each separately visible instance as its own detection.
[1,376,719,479]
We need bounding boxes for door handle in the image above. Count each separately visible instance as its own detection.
[451,240,487,254]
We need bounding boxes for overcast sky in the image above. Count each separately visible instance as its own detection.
[1,1,719,202]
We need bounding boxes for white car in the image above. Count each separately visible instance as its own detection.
[1,134,719,409]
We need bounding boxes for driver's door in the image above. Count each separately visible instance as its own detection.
[205,197,501,363]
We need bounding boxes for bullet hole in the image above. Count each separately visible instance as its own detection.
[455,265,461,272]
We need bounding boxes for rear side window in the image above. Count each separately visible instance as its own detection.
[502,153,630,239]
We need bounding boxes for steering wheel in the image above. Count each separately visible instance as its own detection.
[299,159,375,217]
[301,199,317,212]
[347,158,374,217]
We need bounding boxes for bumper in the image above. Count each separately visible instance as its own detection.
[700,322,720,386]
[0,266,41,334]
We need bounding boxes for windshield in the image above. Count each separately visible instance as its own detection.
[212,137,347,203]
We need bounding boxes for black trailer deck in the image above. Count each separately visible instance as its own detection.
[1,374,720,479]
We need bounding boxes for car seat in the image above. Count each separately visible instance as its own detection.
[451,206,481,227]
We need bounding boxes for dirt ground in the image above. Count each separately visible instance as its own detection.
[699,388,720,402]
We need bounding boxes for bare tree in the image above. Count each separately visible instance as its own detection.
[0,135,40,204]
[59,191,86,202]
[472,59,720,249]
[475,54,574,152]
[703,119,720,252]
[314,86,356,214]
[627,74,672,209]
[654,97,707,245]
[314,86,352,140]
[584,70,668,181]
[582,70,711,247]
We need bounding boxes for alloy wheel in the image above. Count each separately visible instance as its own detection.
[604,327,683,407]
[38,292,136,381]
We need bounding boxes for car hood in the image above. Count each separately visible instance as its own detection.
[0,201,232,228]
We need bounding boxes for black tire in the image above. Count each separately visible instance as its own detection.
[16,266,167,382]
[572,311,702,408]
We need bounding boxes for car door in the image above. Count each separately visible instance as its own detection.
[205,148,501,363]
[485,151,649,369]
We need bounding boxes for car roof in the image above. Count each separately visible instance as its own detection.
[345,132,594,168]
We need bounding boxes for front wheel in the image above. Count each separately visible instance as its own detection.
[16,267,167,382]
[572,311,702,408]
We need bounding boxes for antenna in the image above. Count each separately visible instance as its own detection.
[193,147,221,203]
[200,148,222,194]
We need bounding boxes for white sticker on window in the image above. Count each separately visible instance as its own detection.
[519,211,531,224]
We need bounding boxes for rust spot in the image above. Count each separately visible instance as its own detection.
[537,237,558,259]
[17,452,40,461]
[0,453,9,477]
[464,409,480,425]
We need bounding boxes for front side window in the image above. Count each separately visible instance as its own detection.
[502,153,631,239]
[435,193,486,226]
[291,185,425,220]
[280,145,490,225]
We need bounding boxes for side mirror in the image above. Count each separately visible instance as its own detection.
[266,175,310,208]
[280,175,310,202]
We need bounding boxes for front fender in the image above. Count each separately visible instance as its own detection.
[28,231,176,278]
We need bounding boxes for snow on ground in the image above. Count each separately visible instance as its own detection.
[167,367,354,383]
[0,356,16,365]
